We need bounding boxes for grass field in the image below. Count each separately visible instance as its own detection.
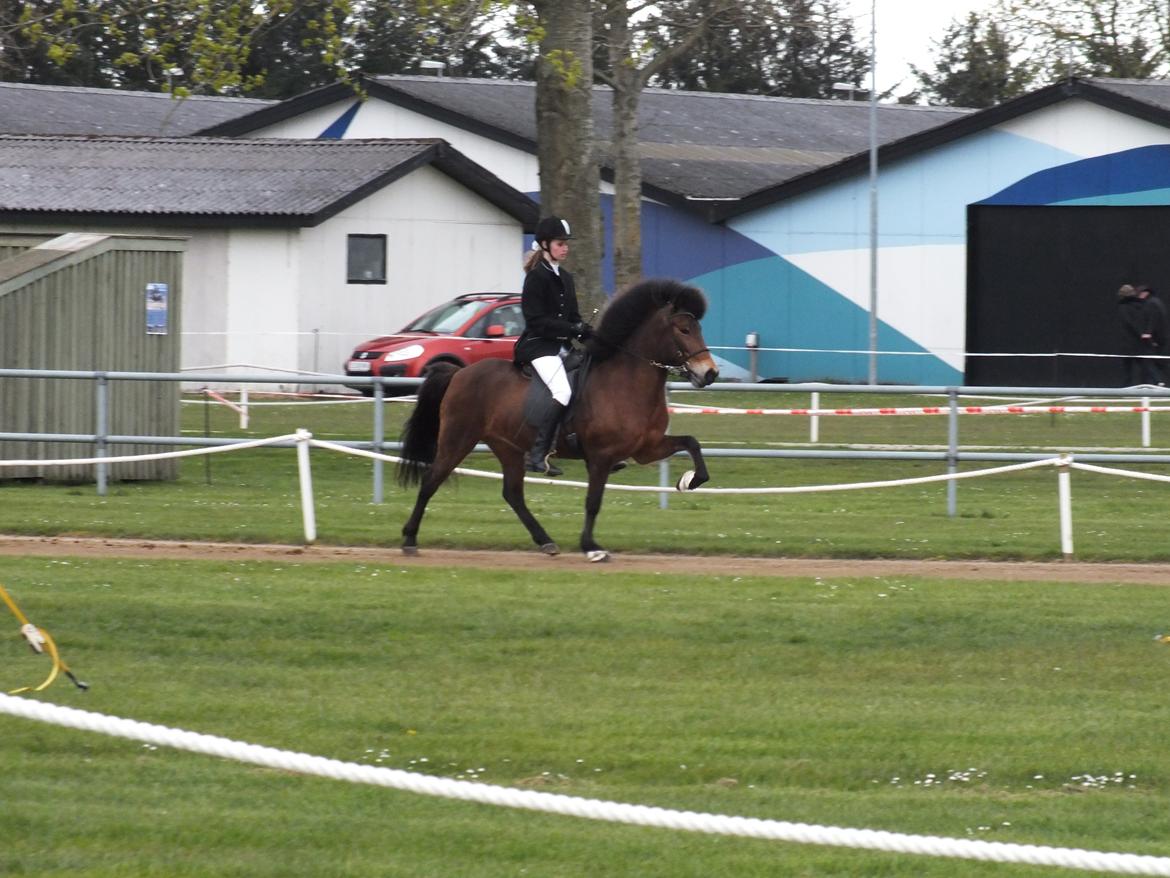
[4,387,1170,876]
[5,556,1170,876]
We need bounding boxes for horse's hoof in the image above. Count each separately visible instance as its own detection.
[586,549,610,563]
[540,542,560,556]
[676,469,696,491]
[402,545,419,556]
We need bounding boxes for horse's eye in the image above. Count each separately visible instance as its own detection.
[680,326,690,334]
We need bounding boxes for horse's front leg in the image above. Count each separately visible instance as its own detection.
[579,458,613,562]
[495,444,559,555]
[636,434,710,490]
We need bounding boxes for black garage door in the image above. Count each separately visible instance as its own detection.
[967,204,1170,387]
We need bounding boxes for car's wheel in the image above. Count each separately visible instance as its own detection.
[424,356,465,372]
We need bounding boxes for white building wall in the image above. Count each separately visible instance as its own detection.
[222,228,302,379]
[250,98,541,193]
[298,164,524,378]
[181,230,229,370]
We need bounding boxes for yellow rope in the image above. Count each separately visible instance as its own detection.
[1,584,87,694]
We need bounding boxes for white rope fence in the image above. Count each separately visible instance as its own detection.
[0,432,300,467]
[2,695,1168,875]
[3,431,1162,556]
[309,437,1060,494]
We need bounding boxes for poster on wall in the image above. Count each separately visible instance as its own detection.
[145,282,169,335]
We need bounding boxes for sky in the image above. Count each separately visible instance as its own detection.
[842,0,1000,97]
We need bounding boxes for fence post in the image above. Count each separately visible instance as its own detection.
[810,391,820,443]
[1057,453,1074,559]
[95,373,109,497]
[239,386,249,431]
[946,388,959,517]
[295,429,317,544]
[372,381,385,504]
[659,384,671,509]
[1142,395,1150,448]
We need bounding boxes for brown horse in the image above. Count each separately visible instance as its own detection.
[396,277,719,561]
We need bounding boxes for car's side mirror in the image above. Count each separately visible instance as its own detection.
[485,324,506,337]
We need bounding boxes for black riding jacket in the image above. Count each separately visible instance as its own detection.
[514,260,583,363]
[1120,296,1162,355]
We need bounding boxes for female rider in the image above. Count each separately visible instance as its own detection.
[513,216,592,475]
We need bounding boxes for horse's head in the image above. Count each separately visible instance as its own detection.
[591,278,719,387]
[668,309,719,388]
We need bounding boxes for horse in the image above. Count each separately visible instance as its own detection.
[396,277,719,561]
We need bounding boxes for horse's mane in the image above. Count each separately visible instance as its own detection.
[587,278,707,361]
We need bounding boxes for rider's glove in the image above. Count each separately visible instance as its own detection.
[571,322,594,340]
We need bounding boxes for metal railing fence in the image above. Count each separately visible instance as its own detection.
[3,368,1170,515]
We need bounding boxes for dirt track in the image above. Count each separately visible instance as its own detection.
[2,535,1170,585]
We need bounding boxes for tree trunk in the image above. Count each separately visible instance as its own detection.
[606,6,645,293]
[600,0,737,293]
[531,0,605,316]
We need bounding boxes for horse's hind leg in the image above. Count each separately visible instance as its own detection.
[401,432,479,555]
[401,472,442,555]
[495,445,559,554]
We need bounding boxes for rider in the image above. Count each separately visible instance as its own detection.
[514,215,593,476]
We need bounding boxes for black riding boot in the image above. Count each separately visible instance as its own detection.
[526,401,565,476]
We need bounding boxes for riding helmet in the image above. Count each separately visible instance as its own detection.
[533,216,573,244]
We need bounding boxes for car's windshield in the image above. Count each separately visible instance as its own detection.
[404,300,486,334]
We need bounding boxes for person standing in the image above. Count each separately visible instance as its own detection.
[514,216,592,475]
[1137,283,1165,386]
[1118,283,1165,386]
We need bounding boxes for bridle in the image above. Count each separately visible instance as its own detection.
[597,310,709,375]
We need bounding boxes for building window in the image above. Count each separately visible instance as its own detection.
[347,234,386,284]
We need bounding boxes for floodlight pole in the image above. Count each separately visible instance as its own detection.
[867,0,879,385]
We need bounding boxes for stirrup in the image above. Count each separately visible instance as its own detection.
[526,457,563,477]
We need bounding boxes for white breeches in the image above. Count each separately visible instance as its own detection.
[531,354,571,406]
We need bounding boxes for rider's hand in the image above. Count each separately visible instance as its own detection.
[572,322,594,340]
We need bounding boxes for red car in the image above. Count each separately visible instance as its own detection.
[344,292,524,395]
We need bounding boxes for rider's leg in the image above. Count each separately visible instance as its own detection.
[527,355,571,475]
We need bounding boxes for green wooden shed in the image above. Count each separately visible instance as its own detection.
[0,233,185,482]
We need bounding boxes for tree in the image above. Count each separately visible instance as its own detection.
[9,0,356,96]
[238,0,355,98]
[912,12,1037,108]
[352,1,535,80]
[595,0,745,290]
[529,0,606,316]
[992,0,1167,80]
[647,0,868,99]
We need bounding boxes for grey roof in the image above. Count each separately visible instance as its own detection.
[0,82,275,137]
[201,75,972,205]
[1082,77,1170,112]
[0,135,537,227]
[390,77,970,198]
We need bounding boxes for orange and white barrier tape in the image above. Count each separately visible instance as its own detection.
[667,404,1166,417]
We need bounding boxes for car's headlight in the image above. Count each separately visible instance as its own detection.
[383,344,425,363]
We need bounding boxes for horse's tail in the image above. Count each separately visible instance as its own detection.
[397,362,461,487]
